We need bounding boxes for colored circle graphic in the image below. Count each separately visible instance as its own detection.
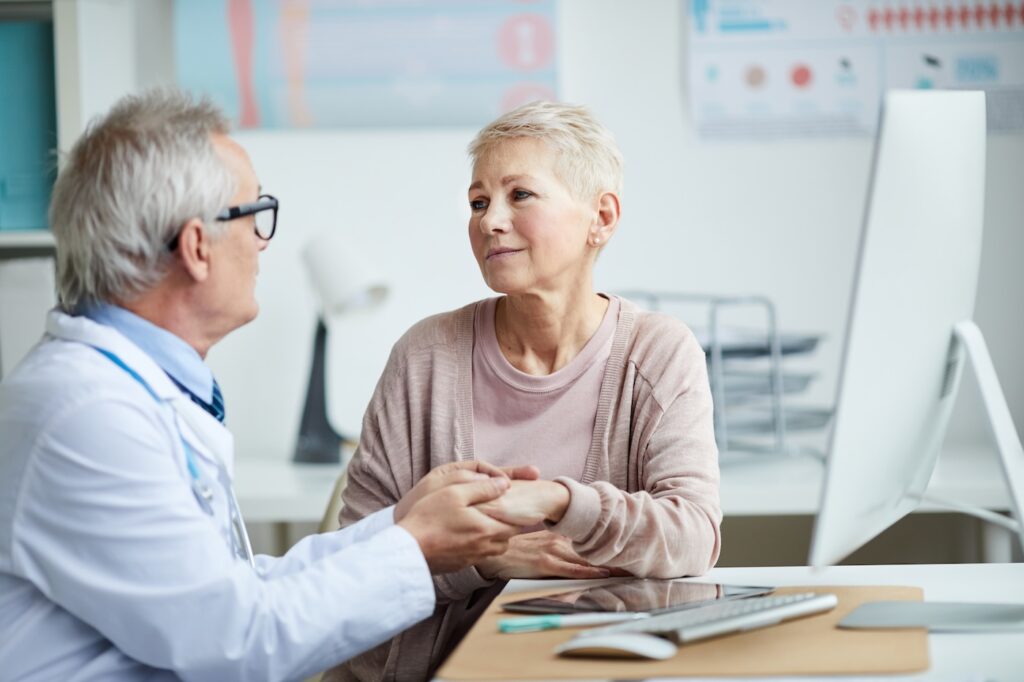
[498,14,555,70]
[745,65,766,88]
[791,64,813,88]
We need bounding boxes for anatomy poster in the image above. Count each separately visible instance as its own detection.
[175,0,558,128]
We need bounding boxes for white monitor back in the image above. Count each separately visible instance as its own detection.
[809,90,987,568]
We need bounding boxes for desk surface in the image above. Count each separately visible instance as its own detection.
[719,443,1010,516]
[234,459,345,523]
[503,563,1024,681]
[234,444,1008,523]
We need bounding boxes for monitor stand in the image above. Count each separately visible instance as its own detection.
[842,320,1024,632]
[922,320,1024,554]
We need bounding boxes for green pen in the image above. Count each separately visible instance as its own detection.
[498,612,649,634]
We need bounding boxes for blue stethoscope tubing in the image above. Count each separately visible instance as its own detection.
[92,347,256,567]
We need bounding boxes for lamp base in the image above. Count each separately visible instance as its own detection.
[293,316,346,464]
[294,432,345,464]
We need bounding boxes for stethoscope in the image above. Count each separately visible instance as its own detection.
[92,346,256,567]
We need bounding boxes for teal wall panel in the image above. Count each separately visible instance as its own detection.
[0,21,57,231]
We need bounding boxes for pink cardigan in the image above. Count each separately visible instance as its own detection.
[327,297,721,681]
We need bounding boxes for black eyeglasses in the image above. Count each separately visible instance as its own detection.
[168,194,279,250]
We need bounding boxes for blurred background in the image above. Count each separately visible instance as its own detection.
[1,0,1021,562]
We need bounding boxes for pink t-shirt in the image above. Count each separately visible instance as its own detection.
[472,295,620,481]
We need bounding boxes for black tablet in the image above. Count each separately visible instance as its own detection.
[501,579,773,615]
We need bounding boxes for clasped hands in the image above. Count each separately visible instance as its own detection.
[394,461,611,580]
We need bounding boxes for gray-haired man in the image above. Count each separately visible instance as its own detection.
[0,89,535,681]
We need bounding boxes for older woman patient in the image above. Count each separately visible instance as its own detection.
[327,102,721,682]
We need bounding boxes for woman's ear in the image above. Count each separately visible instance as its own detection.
[174,218,212,282]
[589,191,621,247]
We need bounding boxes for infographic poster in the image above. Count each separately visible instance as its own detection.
[689,0,1024,138]
[175,0,558,129]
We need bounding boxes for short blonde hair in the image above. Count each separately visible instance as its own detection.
[468,101,624,201]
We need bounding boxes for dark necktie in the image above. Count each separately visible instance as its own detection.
[208,380,226,423]
[169,375,226,423]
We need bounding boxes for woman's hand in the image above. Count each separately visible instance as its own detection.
[476,530,611,580]
[473,479,571,526]
[397,476,520,574]
[394,461,540,522]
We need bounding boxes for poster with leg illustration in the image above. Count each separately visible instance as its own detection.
[175,0,558,128]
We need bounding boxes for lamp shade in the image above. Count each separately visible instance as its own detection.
[294,231,389,464]
[302,231,388,318]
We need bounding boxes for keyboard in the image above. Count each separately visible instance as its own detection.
[576,592,838,644]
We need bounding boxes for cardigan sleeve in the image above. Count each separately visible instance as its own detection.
[338,342,497,603]
[338,391,406,530]
[339,345,412,531]
[547,332,722,578]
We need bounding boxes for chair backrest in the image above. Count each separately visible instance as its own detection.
[318,470,348,534]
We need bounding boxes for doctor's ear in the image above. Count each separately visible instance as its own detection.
[173,218,213,283]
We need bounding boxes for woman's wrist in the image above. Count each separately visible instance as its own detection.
[476,555,500,580]
[544,480,571,523]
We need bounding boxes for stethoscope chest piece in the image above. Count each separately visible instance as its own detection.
[191,476,215,516]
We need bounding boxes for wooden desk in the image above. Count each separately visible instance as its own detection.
[441,563,1024,680]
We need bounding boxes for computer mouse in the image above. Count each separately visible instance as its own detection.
[554,632,678,660]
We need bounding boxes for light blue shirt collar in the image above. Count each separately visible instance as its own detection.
[78,303,215,404]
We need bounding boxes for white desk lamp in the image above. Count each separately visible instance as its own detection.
[294,232,388,464]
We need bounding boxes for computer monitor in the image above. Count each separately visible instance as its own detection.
[809,89,1024,567]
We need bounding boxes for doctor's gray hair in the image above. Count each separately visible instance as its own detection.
[50,88,236,310]
[468,101,624,201]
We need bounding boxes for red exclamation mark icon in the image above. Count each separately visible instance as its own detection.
[498,14,555,71]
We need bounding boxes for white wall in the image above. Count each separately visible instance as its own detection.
[53,0,138,150]
[14,0,1024,463]
[210,0,1023,461]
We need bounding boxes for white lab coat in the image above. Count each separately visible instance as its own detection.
[0,311,435,682]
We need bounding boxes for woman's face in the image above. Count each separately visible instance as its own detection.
[468,137,596,297]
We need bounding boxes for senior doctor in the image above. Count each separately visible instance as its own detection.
[0,90,535,681]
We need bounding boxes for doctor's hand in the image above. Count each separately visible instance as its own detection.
[477,530,611,580]
[473,479,571,527]
[394,461,540,523]
[398,476,522,574]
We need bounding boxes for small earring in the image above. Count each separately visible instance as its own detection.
[593,237,601,245]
